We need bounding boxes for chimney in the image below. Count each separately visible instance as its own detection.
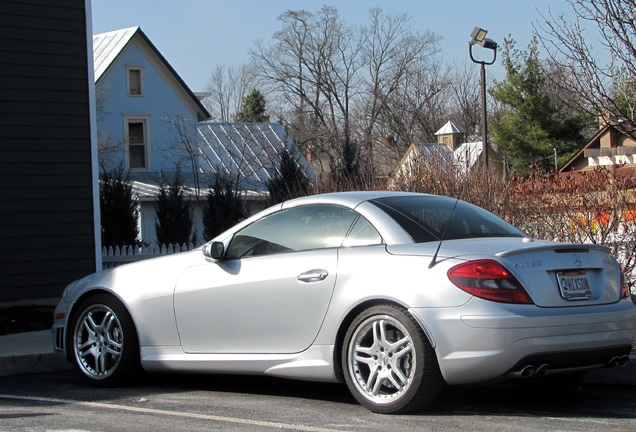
[599,109,616,129]
[381,135,395,147]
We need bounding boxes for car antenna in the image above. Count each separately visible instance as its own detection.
[429,196,460,269]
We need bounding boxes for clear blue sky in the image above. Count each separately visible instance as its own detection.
[91,0,576,92]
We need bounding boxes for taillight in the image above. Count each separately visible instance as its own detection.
[620,270,630,300]
[448,260,533,304]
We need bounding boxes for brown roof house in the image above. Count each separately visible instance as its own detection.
[561,119,636,173]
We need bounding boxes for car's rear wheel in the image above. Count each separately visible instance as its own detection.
[342,304,443,414]
[71,294,140,386]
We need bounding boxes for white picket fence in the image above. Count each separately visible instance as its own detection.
[102,243,198,268]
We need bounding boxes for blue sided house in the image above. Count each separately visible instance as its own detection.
[93,27,314,245]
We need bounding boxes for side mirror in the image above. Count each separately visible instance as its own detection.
[202,241,225,260]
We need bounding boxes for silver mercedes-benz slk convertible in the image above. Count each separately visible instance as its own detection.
[52,191,636,414]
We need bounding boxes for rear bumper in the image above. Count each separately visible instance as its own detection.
[410,299,636,385]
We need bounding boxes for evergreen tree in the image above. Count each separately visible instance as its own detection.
[235,89,270,122]
[100,168,139,247]
[202,174,244,240]
[489,38,589,176]
[154,172,193,246]
[267,147,310,204]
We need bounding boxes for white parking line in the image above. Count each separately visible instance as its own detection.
[0,393,350,432]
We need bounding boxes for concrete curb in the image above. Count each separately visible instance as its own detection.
[0,330,73,377]
[0,353,72,377]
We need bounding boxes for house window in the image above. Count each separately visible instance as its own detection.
[124,116,150,170]
[127,66,143,96]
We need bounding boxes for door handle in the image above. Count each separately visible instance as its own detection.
[297,269,329,283]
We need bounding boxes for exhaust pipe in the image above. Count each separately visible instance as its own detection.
[608,355,631,368]
[520,365,535,378]
[535,363,551,377]
[608,356,623,368]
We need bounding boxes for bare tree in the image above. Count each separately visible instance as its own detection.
[376,60,450,157]
[251,9,316,146]
[204,64,256,121]
[447,62,481,138]
[251,6,365,182]
[536,0,636,135]
[250,6,443,183]
[95,84,123,169]
[162,112,203,201]
[359,8,441,173]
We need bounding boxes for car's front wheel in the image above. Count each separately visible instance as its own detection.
[342,305,443,414]
[70,294,140,386]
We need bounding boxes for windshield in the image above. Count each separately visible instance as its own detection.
[370,196,525,243]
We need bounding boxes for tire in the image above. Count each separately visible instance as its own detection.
[342,304,443,414]
[70,294,141,387]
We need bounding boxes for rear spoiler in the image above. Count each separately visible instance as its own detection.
[496,243,610,258]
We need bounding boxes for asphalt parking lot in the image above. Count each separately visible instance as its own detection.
[1,369,635,432]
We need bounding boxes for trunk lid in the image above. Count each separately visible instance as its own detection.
[387,238,622,307]
[495,242,621,307]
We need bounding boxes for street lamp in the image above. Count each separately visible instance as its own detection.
[469,26,497,169]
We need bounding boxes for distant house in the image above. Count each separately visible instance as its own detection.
[93,26,211,245]
[93,27,314,245]
[93,26,210,172]
[560,120,636,174]
[391,121,504,183]
[0,0,98,301]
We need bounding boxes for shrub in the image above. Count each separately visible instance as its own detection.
[100,168,139,247]
[389,159,636,292]
[202,174,245,240]
[155,172,194,246]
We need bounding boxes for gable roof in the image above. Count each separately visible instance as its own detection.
[197,122,317,190]
[395,140,504,179]
[453,142,483,173]
[435,120,465,136]
[93,27,137,81]
[413,143,454,162]
[401,142,483,167]
[560,124,611,172]
[92,26,210,119]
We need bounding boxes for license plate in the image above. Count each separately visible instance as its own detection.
[557,271,591,300]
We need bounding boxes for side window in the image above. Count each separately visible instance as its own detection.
[124,116,151,171]
[343,216,383,247]
[226,204,358,259]
[127,66,143,96]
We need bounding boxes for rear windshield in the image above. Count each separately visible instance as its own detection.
[370,196,525,243]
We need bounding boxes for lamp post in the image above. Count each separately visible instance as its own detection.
[469,27,497,169]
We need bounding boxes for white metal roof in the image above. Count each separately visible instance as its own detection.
[130,180,268,202]
[93,27,138,82]
[407,141,485,174]
[197,122,316,190]
[453,142,483,174]
[435,121,466,136]
[414,143,454,157]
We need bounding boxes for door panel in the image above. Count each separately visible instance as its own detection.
[174,249,337,354]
